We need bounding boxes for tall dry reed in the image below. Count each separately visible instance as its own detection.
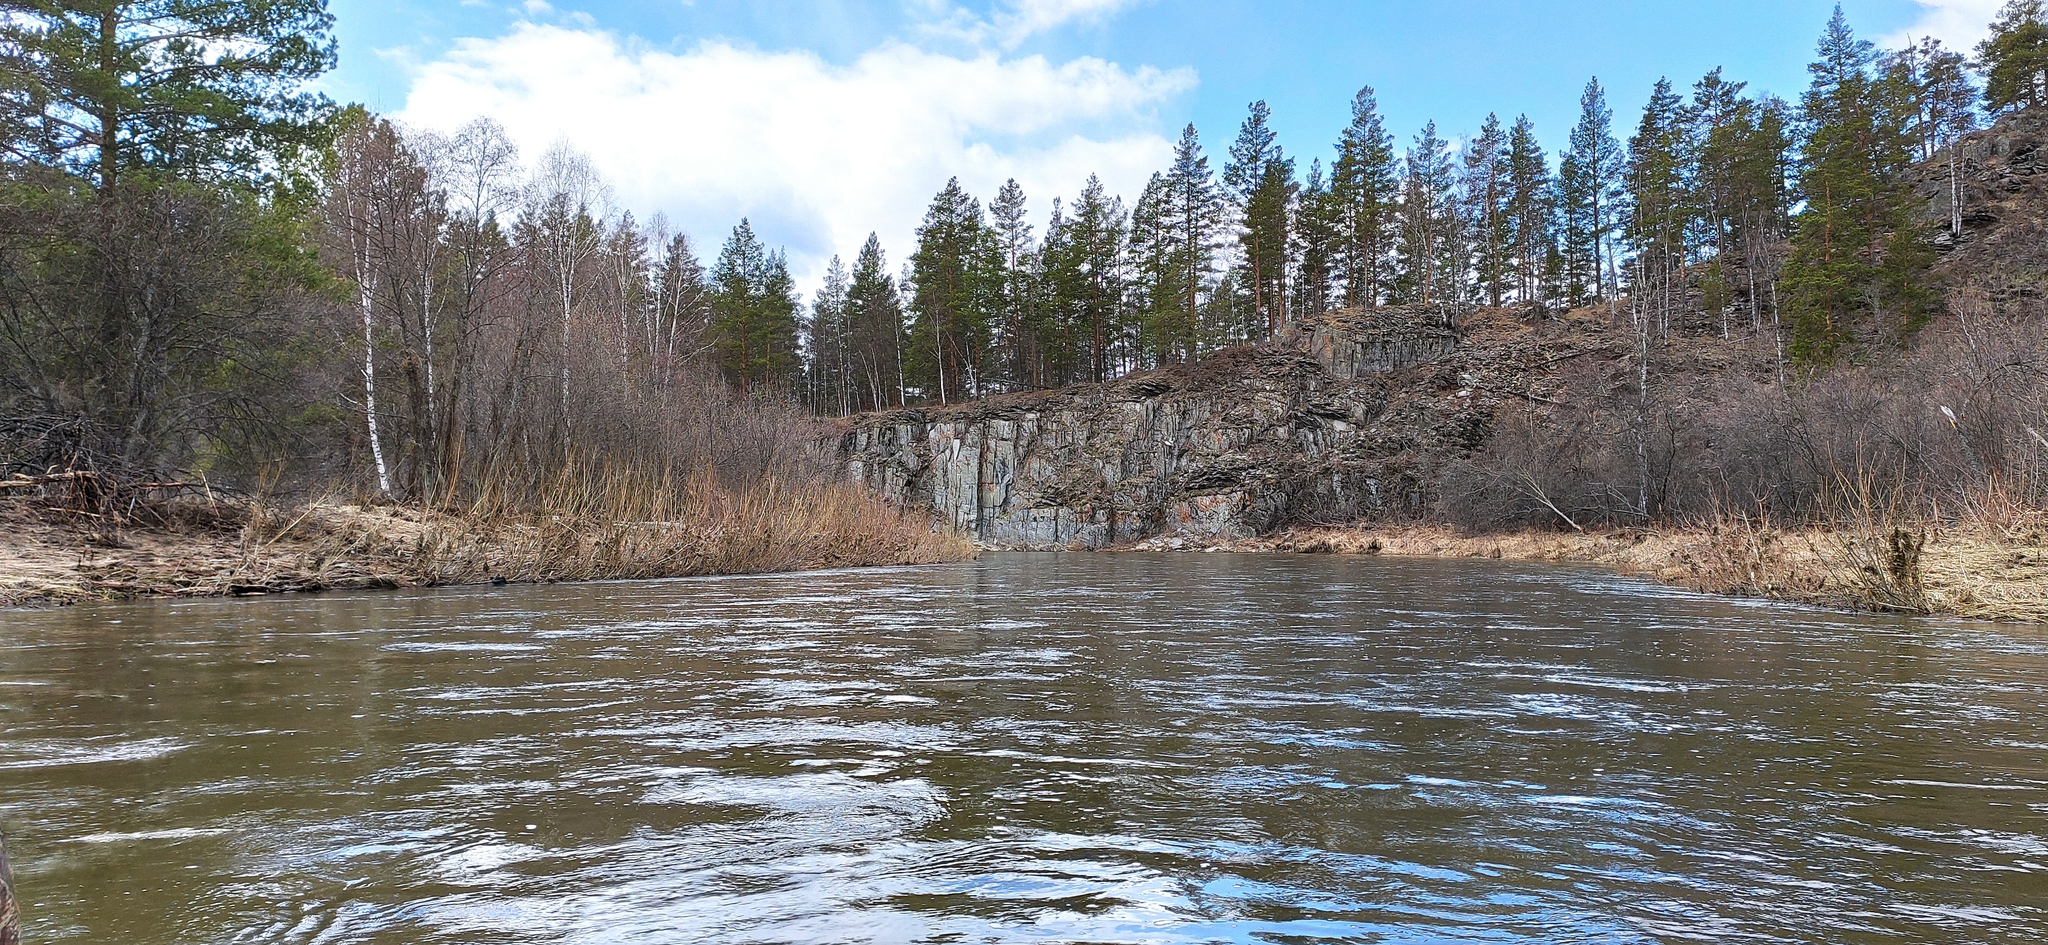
[285,459,977,588]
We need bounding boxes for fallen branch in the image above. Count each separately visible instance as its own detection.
[1517,473,1585,532]
[0,470,102,491]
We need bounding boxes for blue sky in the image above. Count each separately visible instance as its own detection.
[324,0,1999,293]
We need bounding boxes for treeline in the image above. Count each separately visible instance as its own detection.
[4,0,2047,502]
[0,0,844,500]
[791,4,2039,411]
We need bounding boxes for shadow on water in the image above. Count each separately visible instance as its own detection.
[1,553,2046,943]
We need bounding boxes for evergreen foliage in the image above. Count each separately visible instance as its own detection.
[1224,102,1297,338]
[1394,122,1461,305]
[1559,78,1624,306]
[710,220,802,391]
[1782,6,1933,360]
[0,0,338,190]
[1503,115,1555,304]
[1463,114,1512,307]
[907,178,999,403]
[845,233,904,411]
[1979,0,2048,111]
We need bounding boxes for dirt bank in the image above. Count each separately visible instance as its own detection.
[0,486,976,609]
[1133,519,2048,624]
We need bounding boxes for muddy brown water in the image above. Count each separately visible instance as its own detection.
[1,553,2046,943]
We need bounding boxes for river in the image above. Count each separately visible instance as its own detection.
[2,553,2045,943]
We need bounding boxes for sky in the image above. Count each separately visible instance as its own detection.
[323,0,2006,297]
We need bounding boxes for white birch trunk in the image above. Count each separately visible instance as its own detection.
[360,274,392,499]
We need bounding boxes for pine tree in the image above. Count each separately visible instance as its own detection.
[0,0,337,192]
[1225,101,1297,337]
[1979,0,2048,112]
[1686,69,1746,285]
[1128,173,1180,363]
[1035,198,1077,384]
[846,233,903,410]
[709,220,800,391]
[1504,115,1556,305]
[1040,177,1130,382]
[1706,94,1797,336]
[1627,78,1688,333]
[810,255,851,414]
[1157,124,1227,354]
[1783,5,1933,360]
[1394,122,1460,305]
[988,179,1036,391]
[1332,86,1401,309]
[1463,113,1512,307]
[761,250,802,387]
[907,178,999,403]
[1891,38,1981,237]
[1559,78,1624,306]
[1291,159,1341,321]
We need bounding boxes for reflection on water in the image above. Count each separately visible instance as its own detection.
[2,553,2047,943]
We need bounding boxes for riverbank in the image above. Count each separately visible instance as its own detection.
[0,483,975,609]
[1132,518,2048,623]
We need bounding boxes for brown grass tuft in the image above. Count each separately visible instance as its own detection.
[1,465,973,608]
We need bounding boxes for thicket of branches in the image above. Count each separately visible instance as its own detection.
[0,1,821,506]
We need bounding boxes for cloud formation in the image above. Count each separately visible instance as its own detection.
[998,0,1150,45]
[1882,0,2002,51]
[397,20,1190,294]
[916,0,1150,49]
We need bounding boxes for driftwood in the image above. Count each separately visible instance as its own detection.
[0,471,191,492]
[0,470,100,491]
[1,830,18,945]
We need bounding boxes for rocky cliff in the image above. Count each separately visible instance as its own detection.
[836,304,1615,549]
[1919,107,2048,304]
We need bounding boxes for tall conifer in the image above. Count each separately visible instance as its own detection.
[1333,87,1400,309]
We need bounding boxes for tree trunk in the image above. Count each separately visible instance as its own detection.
[559,273,573,446]
[361,276,393,498]
[96,9,120,193]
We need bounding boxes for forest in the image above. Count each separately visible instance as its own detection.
[0,0,2044,525]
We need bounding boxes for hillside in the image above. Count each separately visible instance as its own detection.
[835,113,2048,618]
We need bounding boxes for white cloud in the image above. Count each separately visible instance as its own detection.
[398,22,1190,296]
[1000,0,1147,43]
[921,0,1150,50]
[1882,0,2003,52]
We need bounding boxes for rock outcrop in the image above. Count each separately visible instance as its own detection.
[1918,107,2048,300]
[837,305,1608,549]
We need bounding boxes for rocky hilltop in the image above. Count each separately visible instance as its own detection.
[836,304,1624,549]
[838,109,2048,557]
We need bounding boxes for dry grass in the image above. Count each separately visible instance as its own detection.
[1177,512,2048,623]
[1,830,15,945]
[0,468,974,608]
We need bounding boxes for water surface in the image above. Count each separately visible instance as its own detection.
[2,553,2046,943]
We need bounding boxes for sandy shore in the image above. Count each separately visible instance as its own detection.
[1132,520,2048,624]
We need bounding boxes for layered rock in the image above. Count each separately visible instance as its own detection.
[1917,107,2048,296]
[836,305,1593,549]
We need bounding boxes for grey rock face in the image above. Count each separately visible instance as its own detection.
[837,307,1483,549]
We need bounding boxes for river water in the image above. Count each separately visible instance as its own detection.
[2,553,2046,943]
